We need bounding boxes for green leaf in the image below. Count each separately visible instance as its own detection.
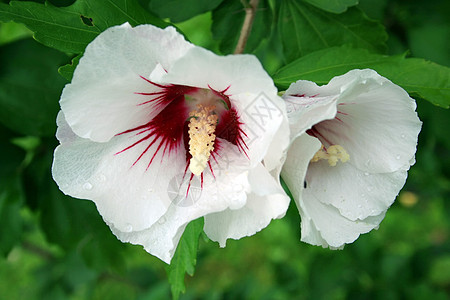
[166,218,204,300]
[212,0,272,54]
[278,1,387,62]
[0,178,24,256]
[0,21,32,45]
[0,38,68,136]
[148,0,224,23]
[58,54,81,81]
[35,251,97,298]
[303,0,358,13]
[273,46,450,108]
[0,126,25,256]
[0,0,169,54]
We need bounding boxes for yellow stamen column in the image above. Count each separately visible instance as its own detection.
[188,105,218,176]
[311,145,350,167]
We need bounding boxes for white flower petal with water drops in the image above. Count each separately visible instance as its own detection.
[282,69,422,248]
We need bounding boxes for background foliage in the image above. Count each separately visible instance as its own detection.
[0,0,449,299]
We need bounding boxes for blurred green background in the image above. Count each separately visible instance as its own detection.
[0,0,449,299]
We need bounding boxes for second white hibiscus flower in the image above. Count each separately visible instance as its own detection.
[281,69,422,249]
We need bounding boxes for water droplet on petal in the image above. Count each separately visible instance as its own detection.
[357,204,362,209]
[361,193,365,198]
[158,217,166,225]
[396,155,401,160]
[367,186,373,192]
[83,182,93,190]
[364,172,369,176]
[124,223,133,232]
[97,174,106,182]
[365,160,372,167]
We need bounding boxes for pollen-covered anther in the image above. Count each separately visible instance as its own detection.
[188,104,218,176]
[311,144,350,167]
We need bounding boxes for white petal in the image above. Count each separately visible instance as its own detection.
[305,160,408,221]
[283,81,338,139]
[299,194,386,248]
[109,218,186,264]
[158,46,277,96]
[281,134,322,200]
[61,23,193,142]
[262,103,290,174]
[204,163,290,247]
[284,93,337,141]
[234,92,288,170]
[283,134,387,247]
[52,113,186,233]
[282,134,388,247]
[105,139,253,263]
[55,110,78,144]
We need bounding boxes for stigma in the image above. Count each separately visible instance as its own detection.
[188,104,218,176]
[311,144,350,166]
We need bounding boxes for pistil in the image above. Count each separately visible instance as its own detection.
[188,104,218,175]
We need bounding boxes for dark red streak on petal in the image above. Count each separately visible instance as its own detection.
[215,108,248,157]
[135,76,198,108]
[306,127,333,146]
[209,85,232,109]
[115,96,189,170]
[185,173,195,198]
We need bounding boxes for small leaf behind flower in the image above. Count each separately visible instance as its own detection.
[0,0,169,54]
[0,38,67,136]
[166,218,204,300]
[278,1,387,62]
[0,126,25,257]
[273,46,450,108]
[58,54,81,81]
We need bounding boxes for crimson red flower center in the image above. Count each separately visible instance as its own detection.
[115,77,248,178]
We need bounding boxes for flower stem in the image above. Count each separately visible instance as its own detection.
[234,0,260,54]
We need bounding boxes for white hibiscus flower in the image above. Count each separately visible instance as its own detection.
[52,23,290,263]
[281,69,422,248]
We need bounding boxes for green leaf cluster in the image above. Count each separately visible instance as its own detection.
[0,0,168,53]
[278,1,387,62]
